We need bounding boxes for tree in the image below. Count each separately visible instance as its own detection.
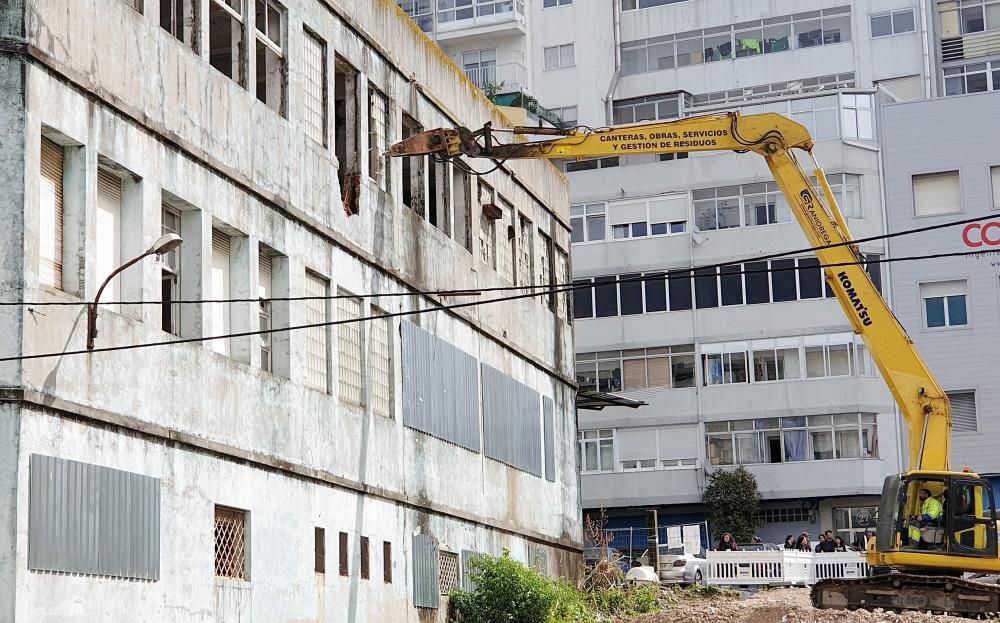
[702,466,762,544]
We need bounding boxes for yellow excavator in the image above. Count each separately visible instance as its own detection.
[390,112,1000,616]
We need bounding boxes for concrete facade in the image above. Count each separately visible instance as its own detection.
[0,0,579,621]
[881,90,1000,483]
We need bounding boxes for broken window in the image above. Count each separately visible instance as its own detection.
[301,29,327,145]
[401,113,425,215]
[334,56,360,214]
[314,527,325,574]
[258,247,273,371]
[255,0,285,116]
[496,197,515,283]
[39,136,64,291]
[337,293,364,405]
[538,231,554,310]
[452,164,472,251]
[368,84,389,191]
[383,541,393,583]
[123,0,144,12]
[517,214,534,288]
[429,158,450,235]
[360,536,370,580]
[478,182,496,269]
[161,205,182,335]
[338,531,349,576]
[160,0,198,48]
[209,0,245,86]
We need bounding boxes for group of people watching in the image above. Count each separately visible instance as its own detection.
[784,530,850,552]
[713,529,870,551]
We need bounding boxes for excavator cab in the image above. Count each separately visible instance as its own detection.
[874,472,998,562]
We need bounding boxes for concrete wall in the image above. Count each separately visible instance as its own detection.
[882,90,1000,474]
[0,0,581,619]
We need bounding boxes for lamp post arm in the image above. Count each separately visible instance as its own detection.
[86,250,152,350]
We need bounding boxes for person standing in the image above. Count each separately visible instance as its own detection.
[831,536,848,552]
[784,534,797,550]
[795,532,812,551]
[814,534,826,553]
[821,530,836,552]
[717,532,739,551]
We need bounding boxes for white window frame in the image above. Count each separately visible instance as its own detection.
[578,429,615,473]
[543,43,575,70]
[301,28,327,146]
[161,205,182,336]
[304,271,330,392]
[944,60,1000,96]
[869,9,916,37]
[912,171,962,216]
[543,0,572,7]
[920,279,969,330]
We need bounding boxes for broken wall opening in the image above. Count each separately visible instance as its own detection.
[334,55,360,215]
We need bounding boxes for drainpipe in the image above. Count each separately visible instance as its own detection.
[604,0,622,125]
[919,0,933,98]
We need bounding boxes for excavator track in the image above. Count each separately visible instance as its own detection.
[812,574,1000,618]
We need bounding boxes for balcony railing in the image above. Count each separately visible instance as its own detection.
[437,0,526,34]
[464,62,527,93]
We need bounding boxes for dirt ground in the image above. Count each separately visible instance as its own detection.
[632,588,975,623]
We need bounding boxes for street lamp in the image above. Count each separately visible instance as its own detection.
[86,233,183,350]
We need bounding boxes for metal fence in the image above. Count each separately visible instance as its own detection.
[601,524,708,564]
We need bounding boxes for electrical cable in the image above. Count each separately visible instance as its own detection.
[5,211,996,308]
[4,248,1000,363]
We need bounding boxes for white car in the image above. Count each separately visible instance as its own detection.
[657,545,707,585]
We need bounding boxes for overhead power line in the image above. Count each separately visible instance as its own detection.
[2,248,998,364]
[2,211,994,308]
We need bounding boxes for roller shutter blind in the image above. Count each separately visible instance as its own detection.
[211,230,231,355]
[658,425,699,461]
[912,171,960,216]
[618,428,657,462]
[948,391,978,432]
[39,137,64,289]
[96,169,122,308]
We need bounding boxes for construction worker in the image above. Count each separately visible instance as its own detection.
[908,488,944,547]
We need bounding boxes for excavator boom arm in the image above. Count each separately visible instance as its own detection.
[392,111,950,472]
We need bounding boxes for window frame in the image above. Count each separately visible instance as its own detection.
[543,43,576,70]
[869,8,916,37]
[577,429,616,473]
[920,279,970,330]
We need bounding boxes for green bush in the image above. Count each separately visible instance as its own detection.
[449,550,660,623]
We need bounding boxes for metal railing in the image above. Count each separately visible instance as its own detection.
[706,550,870,586]
[464,62,527,93]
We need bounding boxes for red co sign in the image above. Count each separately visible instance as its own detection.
[962,222,1000,247]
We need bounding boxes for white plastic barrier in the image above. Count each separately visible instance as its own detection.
[706,550,869,586]
[811,551,871,581]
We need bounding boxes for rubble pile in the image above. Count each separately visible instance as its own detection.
[632,588,974,623]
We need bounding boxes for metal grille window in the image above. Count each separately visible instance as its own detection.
[214,505,248,580]
[258,251,273,371]
[304,272,329,391]
[39,137,64,290]
[757,507,810,523]
[368,85,389,189]
[948,390,979,432]
[254,0,286,116]
[161,206,182,335]
[338,294,364,404]
[301,28,327,145]
[368,307,392,417]
[439,551,459,594]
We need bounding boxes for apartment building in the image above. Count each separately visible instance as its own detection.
[393,0,969,545]
[882,93,1000,494]
[0,0,579,620]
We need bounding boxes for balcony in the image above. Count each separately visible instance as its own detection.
[436,0,527,42]
[464,61,527,93]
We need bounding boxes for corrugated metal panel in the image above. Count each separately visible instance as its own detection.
[875,75,922,102]
[543,398,555,482]
[28,454,160,580]
[948,391,978,432]
[401,321,480,452]
[461,549,478,592]
[481,364,542,476]
[412,533,440,609]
